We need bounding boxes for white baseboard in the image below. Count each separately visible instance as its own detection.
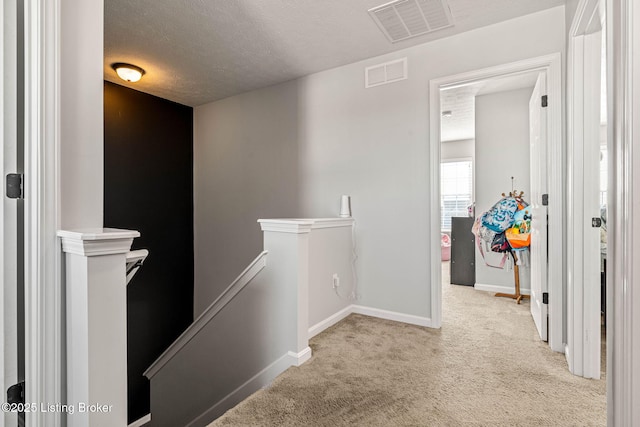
[128,414,151,427]
[185,350,301,427]
[288,346,312,366]
[351,305,432,328]
[474,283,531,295]
[308,305,352,338]
[183,304,432,427]
[309,304,434,341]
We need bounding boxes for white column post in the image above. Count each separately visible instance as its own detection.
[57,228,139,427]
[258,220,312,365]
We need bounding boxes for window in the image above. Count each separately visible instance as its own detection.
[441,159,473,231]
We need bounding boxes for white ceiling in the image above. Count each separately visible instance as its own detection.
[104,0,565,107]
[440,72,540,142]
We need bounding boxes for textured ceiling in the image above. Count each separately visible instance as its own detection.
[104,0,565,106]
[440,72,539,142]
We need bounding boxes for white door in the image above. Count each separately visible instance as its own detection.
[529,73,549,341]
[1,1,21,425]
[582,29,604,379]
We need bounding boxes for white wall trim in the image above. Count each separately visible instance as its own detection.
[145,251,268,379]
[258,218,354,233]
[183,350,306,427]
[607,0,637,424]
[307,218,355,230]
[565,343,572,373]
[288,346,312,366]
[23,0,62,425]
[474,283,531,295]
[310,304,434,339]
[308,305,353,339]
[57,228,140,256]
[351,305,432,328]
[429,53,563,352]
[258,219,313,234]
[128,414,151,427]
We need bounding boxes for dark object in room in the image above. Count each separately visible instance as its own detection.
[450,216,476,286]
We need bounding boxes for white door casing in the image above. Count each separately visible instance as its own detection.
[23,0,63,425]
[607,0,639,424]
[1,0,20,425]
[528,72,549,342]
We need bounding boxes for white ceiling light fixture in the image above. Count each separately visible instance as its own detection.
[369,0,454,43]
[112,63,145,82]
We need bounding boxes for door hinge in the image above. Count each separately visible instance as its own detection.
[5,173,23,199]
[592,217,602,227]
[542,194,549,206]
[541,95,548,108]
[542,292,549,304]
[7,381,25,405]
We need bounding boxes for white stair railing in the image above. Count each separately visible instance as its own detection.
[126,249,149,284]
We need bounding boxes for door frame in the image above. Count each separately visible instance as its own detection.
[607,0,639,424]
[566,0,605,380]
[1,1,20,422]
[22,0,62,425]
[428,53,564,353]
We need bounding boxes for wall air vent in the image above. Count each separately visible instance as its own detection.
[369,0,454,43]
[365,58,408,88]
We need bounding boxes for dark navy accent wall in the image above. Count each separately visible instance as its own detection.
[104,81,194,423]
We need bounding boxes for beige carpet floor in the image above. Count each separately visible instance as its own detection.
[210,263,606,426]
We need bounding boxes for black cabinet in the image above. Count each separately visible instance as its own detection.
[450,217,475,286]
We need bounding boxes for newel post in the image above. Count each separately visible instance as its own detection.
[258,219,312,365]
[57,228,139,427]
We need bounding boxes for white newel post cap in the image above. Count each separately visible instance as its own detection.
[258,219,314,234]
[57,228,140,256]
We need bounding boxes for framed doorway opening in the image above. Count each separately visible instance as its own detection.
[428,53,564,353]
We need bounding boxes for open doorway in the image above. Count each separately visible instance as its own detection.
[438,71,544,324]
[429,54,564,353]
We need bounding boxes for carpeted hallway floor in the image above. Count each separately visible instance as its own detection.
[210,263,606,426]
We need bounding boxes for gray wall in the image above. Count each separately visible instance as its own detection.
[308,226,353,331]
[193,7,566,319]
[193,82,301,316]
[474,88,533,289]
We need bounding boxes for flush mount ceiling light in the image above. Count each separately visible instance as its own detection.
[112,63,145,83]
[442,110,452,117]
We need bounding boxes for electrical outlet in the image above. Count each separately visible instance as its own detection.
[332,273,340,288]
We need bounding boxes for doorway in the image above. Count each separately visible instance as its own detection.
[439,70,548,331]
[429,54,564,354]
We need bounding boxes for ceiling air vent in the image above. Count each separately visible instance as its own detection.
[369,0,454,43]
[365,58,407,88]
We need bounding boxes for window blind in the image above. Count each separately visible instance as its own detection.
[441,160,473,230]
